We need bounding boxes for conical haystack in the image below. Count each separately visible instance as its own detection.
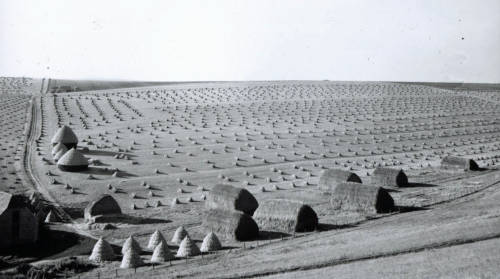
[150,242,174,263]
[171,226,189,244]
[121,236,142,255]
[200,232,222,252]
[147,230,166,250]
[44,210,60,223]
[89,237,115,262]
[120,245,143,268]
[176,235,200,257]
[53,148,67,162]
[52,142,68,156]
[51,125,78,148]
[57,148,88,171]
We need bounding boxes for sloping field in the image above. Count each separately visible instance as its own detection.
[4,79,500,278]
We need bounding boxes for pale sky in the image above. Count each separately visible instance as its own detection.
[1,0,499,83]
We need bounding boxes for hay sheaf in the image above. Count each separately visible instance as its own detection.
[371,167,408,187]
[319,169,362,192]
[330,182,394,214]
[441,156,479,171]
[206,184,258,215]
[253,199,318,233]
[202,209,259,241]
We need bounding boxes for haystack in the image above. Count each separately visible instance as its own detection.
[53,149,67,163]
[319,169,362,192]
[121,236,142,255]
[151,241,174,262]
[51,142,68,157]
[171,226,189,244]
[120,244,143,268]
[371,167,408,187]
[0,192,38,248]
[57,148,88,171]
[147,230,166,250]
[89,237,115,262]
[51,125,78,149]
[330,182,394,214]
[44,210,60,223]
[441,156,479,171]
[206,184,258,215]
[202,209,259,241]
[253,199,318,233]
[176,235,200,257]
[200,232,222,252]
[84,194,121,222]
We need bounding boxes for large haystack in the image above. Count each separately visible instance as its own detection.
[89,237,115,262]
[319,169,362,192]
[330,182,394,214]
[171,226,189,245]
[0,192,38,248]
[253,199,318,233]
[371,167,408,187]
[206,184,258,215]
[121,236,142,255]
[202,209,259,241]
[147,230,166,250]
[120,244,143,268]
[84,194,121,222]
[441,156,479,171]
[200,232,222,252]
[57,148,88,171]
[51,125,78,149]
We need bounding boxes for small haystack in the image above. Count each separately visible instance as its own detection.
[121,236,142,255]
[51,125,78,149]
[200,232,222,252]
[441,156,479,171]
[84,194,121,222]
[371,167,408,187]
[176,235,200,257]
[319,169,362,192]
[120,244,143,269]
[44,210,60,223]
[89,237,115,262]
[206,184,258,215]
[53,149,67,162]
[202,209,259,241]
[147,230,166,250]
[330,182,394,214]
[57,148,88,171]
[171,226,189,245]
[253,199,318,233]
[151,242,174,263]
[51,142,68,157]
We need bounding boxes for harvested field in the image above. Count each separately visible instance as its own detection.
[2,79,500,278]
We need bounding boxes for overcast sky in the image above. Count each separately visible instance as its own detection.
[1,0,499,83]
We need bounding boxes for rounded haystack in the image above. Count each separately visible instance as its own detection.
[441,156,479,171]
[51,125,78,149]
[176,235,200,257]
[202,209,259,241]
[371,167,408,187]
[121,236,142,255]
[44,210,60,223]
[330,182,394,214]
[200,232,222,252]
[253,199,318,233]
[206,184,258,215]
[120,244,143,269]
[147,230,166,250]
[84,194,121,221]
[57,148,88,171]
[51,142,68,157]
[319,169,362,192]
[151,242,174,263]
[89,237,115,262]
[171,226,189,245]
